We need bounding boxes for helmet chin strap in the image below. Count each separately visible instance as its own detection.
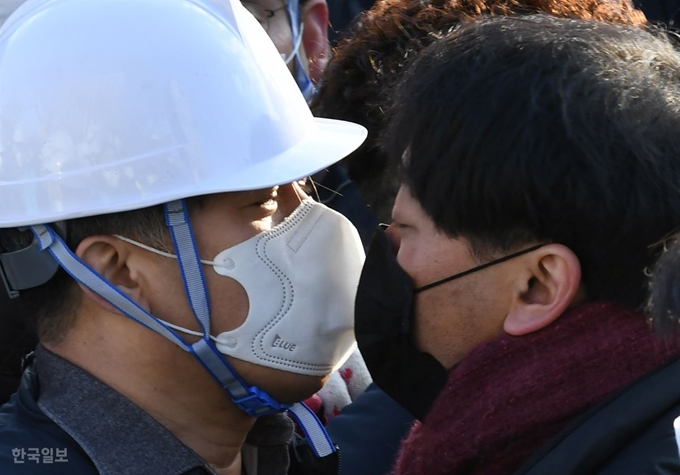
[28,199,336,458]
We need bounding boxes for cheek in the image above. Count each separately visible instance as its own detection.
[267,22,294,56]
[397,241,434,289]
[413,294,467,369]
[413,292,448,352]
[409,281,472,368]
[148,261,199,329]
[204,272,250,333]
[412,278,507,369]
[396,242,420,279]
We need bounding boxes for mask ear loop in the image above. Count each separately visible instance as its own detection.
[286,0,316,102]
[281,23,304,65]
[415,243,545,293]
[113,234,217,266]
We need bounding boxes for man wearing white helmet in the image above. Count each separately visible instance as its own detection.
[0,0,366,474]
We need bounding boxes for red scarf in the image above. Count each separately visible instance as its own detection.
[393,302,680,475]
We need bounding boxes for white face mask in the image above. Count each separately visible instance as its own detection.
[116,199,365,377]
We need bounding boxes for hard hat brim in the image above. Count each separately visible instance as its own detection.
[0,118,368,227]
[204,117,369,193]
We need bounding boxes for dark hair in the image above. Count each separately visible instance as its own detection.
[647,235,680,334]
[313,0,647,222]
[0,293,37,404]
[384,14,680,309]
[0,205,171,343]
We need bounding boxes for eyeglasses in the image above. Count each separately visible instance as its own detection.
[240,0,288,29]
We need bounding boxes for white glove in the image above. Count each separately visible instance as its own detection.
[316,347,372,422]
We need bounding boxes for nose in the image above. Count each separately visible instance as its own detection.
[274,181,309,223]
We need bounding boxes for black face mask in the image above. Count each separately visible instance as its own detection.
[355,227,543,421]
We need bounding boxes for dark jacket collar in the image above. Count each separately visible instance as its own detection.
[516,353,680,474]
[12,345,303,474]
[35,345,215,475]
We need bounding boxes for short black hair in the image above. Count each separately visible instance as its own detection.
[648,235,680,335]
[313,0,647,223]
[384,14,680,308]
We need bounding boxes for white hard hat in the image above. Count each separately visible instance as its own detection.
[0,0,367,227]
[0,0,26,28]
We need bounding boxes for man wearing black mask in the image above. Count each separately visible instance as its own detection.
[356,14,680,474]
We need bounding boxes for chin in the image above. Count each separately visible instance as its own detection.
[246,367,328,403]
[274,374,327,404]
[227,357,329,403]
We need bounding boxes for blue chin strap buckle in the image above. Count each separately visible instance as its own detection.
[234,386,290,417]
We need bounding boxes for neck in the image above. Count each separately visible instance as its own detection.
[46,308,255,472]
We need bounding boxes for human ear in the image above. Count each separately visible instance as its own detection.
[75,236,150,313]
[504,244,582,336]
[300,0,329,83]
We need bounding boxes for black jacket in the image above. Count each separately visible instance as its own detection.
[517,355,680,474]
